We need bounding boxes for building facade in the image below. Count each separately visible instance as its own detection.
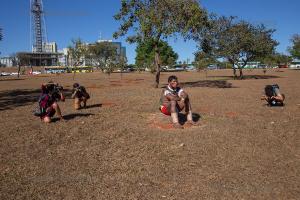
[0,57,15,67]
[32,42,58,53]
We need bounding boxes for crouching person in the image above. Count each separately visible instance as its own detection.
[261,84,285,106]
[159,75,196,129]
[72,83,90,110]
[38,82,65,123]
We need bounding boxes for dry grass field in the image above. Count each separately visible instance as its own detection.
[0,68,299,199]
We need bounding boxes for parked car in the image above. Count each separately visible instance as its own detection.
[0,72,11,76]
[32,71,42,75]
[207,64,220,70]
[175,66,184,71]
[185,66,196,71]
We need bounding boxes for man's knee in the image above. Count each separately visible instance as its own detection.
[52,102,59,109]
[43,117,51,123]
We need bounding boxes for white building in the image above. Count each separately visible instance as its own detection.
[0,57,15,67]
[33,42,57,53]
[57,48,69,66]
[43,42,57,53]
[290,59,300,68]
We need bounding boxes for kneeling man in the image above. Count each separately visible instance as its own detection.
[38,82,65,123]
[72,83,90,110]
[261,84,285,106]
[160,75,196,129]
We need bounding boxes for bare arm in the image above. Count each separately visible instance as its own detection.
[71,90,77,99]
[179,91,188,99]
[60,92,65,101]
[166,94,181,101]
[271,94,284,101]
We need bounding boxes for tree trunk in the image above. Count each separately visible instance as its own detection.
[17,64,21,78]
[239,68,243,79]
[154,44,161,88]
[232,63,237,78]
[72,62,77,80]
[72,67,76,80]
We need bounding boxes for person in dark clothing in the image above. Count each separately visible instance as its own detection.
[261,84,285,106]
[39,81,65,123]
[71,83,90,110]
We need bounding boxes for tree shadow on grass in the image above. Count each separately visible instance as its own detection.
[178,80,235,88]
[0,88,74,111]
[0,89,40,111]
[178,113,201,125]
[0,78,25,82]
[52,113,95,122]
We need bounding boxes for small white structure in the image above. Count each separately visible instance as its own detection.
[290,59,300,68]
[0,56,15,67]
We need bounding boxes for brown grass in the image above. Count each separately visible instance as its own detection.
[0,69,299,199]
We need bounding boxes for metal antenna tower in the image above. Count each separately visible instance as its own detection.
[31,0,47,52]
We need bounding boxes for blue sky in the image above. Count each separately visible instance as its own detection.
[0,0,299,64]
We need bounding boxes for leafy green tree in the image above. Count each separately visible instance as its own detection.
[288,34,300,59]
[135,39,178,72]
[197,16,278,78]
[16,53,31,78]
[16,53,31,66]
[68,38,87,67]
[67,38,88,79]
[88,41,118,75]
[259,53,292,68]
[193,51,217,71]
[114,0,208,87]
[258,54,277,68]
[273,53,292,65]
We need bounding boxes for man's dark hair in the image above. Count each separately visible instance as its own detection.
[42,82,63,100]
[264,84,279,97]
[73,83,80,88]
[168,75,178,83]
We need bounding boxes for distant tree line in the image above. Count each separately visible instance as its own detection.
[135,39,178,73]
[113,0,300,85]
[289,34,300,60]
[67,38,127,75]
